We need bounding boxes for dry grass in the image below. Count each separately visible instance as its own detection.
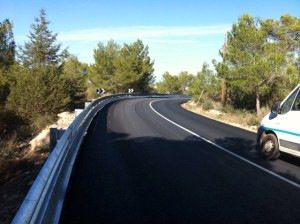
[0,111,74,223]
[182,100,270,133]
[0,134,49,223]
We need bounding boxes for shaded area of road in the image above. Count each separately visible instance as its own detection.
[60,99,300,223]
[151,99,300,185]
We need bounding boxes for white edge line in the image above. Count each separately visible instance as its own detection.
[149,100,300,189]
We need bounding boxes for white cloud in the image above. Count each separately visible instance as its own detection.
[57,25,230,42]
[56,25,229,81]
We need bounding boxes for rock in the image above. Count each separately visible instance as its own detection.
[209,109,223,116]
[29,111,75,152]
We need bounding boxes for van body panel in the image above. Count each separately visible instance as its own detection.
[258,84,300,158]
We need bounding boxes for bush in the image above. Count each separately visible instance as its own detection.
[6,67,72,122]
[31,115,56,132]
[86,87,98,101]
[202,100,214,111]
[247,115,259,126]
[0,139,14,157]
[222,104,235,114]
[0,107,29,140]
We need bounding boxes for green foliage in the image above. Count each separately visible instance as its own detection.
[263,14,300,53]
[0,106,29,141]
[89,40,120,93]
[247,115,259,126]
[202,99,214,111]
[7,66,71,123]
[156,72,181,94]
[0,106,30,159]
[114,39,155,93]
[89,39,154,94]
[31,114,56,132]
[221,104,235,114]
[0,19,15,69]
[189,62,220,100]
[212,13,300,115]
[178,71,195,92]
[0,68,11,104]
[226,15,269,103]
[0,19,16,105]
[0,138,15,157]
[62,55,88,109]
[5,9,72,126]
[0,18,31,155]
[19,9,67,68]
[212,58,229,79]
[156,71,195,94]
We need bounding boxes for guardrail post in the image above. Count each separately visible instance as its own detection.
[50,128,65,151]
[74,109,84,118]
[85,101,92,108]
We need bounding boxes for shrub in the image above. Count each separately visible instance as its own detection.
[31,115,56,132]
[0,132,17,157]
[202,100,214,111]
[0,107,30,140]
[222,104,235,114]
[247,115,259,126]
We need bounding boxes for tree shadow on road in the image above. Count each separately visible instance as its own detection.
[214,136,300,187]
[61,128,300,224]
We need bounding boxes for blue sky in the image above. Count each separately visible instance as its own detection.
[1,0,300,81]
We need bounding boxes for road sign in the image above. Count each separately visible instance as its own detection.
[128,88,134,93]
[96,88,105,95]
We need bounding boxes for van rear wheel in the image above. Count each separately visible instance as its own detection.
[260,133,280,160]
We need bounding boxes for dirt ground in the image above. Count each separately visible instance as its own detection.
[181,101,258,133]
[0,112,74,223]
[0,151,48,223]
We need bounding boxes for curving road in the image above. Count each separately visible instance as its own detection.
[60,98,300,224]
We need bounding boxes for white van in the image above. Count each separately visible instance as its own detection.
[257,84,300,160]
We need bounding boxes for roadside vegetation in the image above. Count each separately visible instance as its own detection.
[157,13,300,120]
[0,9,155,222]
[0,9,155,180]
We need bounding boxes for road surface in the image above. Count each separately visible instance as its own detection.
[60,98,300,223]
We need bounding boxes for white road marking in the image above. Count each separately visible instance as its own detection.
[149,100,300,189]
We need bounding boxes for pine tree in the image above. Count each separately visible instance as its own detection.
[7,9,70,126]
[263,14,300,53]
[7,66,71,124]
[89,39,154,94]
[19,9,67,68]
[0,19,16,105]
[62,55,87,109]
[114,39,154,93]
[0,19,15,69]
[156,72,181,94]
[89,40,120,93]
[262,14,300,92]
[178,71,195,93]
[189,63,219,100]
[226,14,288,115]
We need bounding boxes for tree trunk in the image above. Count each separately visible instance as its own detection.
[256,92,261,117]
[221,78,225,104]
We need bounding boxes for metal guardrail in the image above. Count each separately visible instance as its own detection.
[12,94,190,224]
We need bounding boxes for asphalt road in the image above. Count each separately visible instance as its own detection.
[60,98,300,224]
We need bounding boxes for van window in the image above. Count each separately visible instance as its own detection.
[281,87,299,114]
[292,89,300,111]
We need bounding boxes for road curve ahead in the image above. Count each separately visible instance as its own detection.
[60,98,300,224]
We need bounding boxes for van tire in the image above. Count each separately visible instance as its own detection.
[260,133,280,160]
